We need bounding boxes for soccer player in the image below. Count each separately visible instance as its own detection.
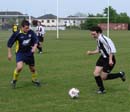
[36,21,45,53]
[87,26,126,94]
[7,20,40,88]
[12,24,18,33]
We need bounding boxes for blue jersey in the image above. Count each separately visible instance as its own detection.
[7,29,38,53]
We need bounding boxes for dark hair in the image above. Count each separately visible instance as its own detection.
[32,20,38,26]
[21,19,30,27]
[90,26,102,33]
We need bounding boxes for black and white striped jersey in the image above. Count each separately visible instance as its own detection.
[97,34,116,58]
[36,25,45,37]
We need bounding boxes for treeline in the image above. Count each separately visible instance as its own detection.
[80,6,130,30]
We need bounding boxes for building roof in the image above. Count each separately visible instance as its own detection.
[0,11,24,15]
[37,14,57,19]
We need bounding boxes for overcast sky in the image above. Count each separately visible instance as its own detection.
[0,0,130,17]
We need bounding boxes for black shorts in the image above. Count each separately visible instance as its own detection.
[38,36,44,42]
[96,55,116,73]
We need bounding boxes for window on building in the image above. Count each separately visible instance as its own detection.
[47,20,50,23]
[52,20,55,22]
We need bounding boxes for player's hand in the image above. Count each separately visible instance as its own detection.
[87,51,91,55]
[31,48,35,53]
[31,47,37,53]
[109,60,113,66]
[8,53,12,61]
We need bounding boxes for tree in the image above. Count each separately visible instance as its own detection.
[117,13,130,23]
[81,6,130,30]
[104,6,118,23]
[74,12,87,17]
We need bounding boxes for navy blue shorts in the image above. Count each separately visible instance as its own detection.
[16,52,35,66]
[96,55,116,73]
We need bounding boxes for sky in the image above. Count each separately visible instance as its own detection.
[0,0,130,17]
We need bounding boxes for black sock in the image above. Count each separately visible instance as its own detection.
[40,47,42,52]
[37,46,40,51]
[106,73,121,80]
[95,76,105,91]
[37,46,42,52]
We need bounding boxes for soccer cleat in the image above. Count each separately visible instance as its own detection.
[10,80,17,89]
[39,51,43,54]
[38,51,43,54]
[32,80,41,87]
[120,71,126,82]
[97,89,106,94]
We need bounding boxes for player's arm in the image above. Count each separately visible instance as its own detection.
[87,49,99,55]
[109,53,114,66]
[31,43,38,53]
[31,31,39,53]
[7,32,18,60]
[108,42,116,66]
[8,48,12,61]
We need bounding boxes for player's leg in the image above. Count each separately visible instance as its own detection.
[37,36,43,53]
[13,61,23,80]
[101,56,126,81]
[101,71,125,81]
[27,55,41,86]
[37,42,42,53]
[29,65,41,86]
[93,56,106,93]
[38,42,42,53]
[93,66,105,94]
[11,61,24,88]
[29,65,37,81]
[40,36,44,53]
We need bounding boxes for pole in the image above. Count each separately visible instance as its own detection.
[56,0,59,39]
[107,0,109,37]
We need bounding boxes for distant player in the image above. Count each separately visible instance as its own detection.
[12,24,18,33]
[87,26,126,94]
[7,20,41,88]
[36,21,45,53]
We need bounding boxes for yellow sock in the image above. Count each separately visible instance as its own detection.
[32,73,38,81]
[13,69,19,81]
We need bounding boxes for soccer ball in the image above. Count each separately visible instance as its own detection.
[68,88,80,99]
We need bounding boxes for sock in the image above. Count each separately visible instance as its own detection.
[37,46,42,52]
[95,76,105,91]
[106,73,121,80]
[32,73,38,81]
[39,47,42,52]
[13,69,19,81]
[40,47,42,52]
[37,46,40,51]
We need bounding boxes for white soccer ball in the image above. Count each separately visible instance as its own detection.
[68,88,80,98]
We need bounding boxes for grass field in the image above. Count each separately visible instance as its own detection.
[0,30,130,112]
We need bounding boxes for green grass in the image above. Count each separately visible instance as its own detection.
[0,30,130,112]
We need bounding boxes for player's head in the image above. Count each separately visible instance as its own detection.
[90,26,102,39]
[21,20,30,33]
[32,20,38,26]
